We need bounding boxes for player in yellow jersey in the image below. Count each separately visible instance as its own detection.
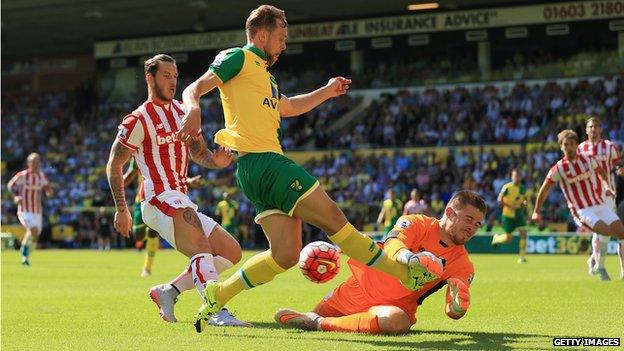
[177,5,443,332]
[492,169,528,263]
[215,192,239,242]
[377,189,403,235]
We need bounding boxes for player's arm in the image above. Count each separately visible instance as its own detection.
[178,71,222,142]
[187,135,233,169]
[531,178,554,223]
[279,77,351,118]
[185,175,204,189]
[7,173,22,205]
[384,216,444,278]
[376,205,386,225]
[595,164,616,196]
[180,48,242,141]
[497,187,508,208]
[106,139,134,237]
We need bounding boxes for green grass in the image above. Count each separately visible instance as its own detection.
[2,249,623,351]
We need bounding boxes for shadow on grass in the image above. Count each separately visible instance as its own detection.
[198,322,571,351]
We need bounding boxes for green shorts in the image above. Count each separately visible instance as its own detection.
[501,214,526,234]
[132,202,146,233]
[236,152,319,223]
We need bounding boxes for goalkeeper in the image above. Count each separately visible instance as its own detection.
[275,190,484,334]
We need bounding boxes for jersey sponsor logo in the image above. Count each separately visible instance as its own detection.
[262,97,279,109]
[156,131,178,145]
[565,171,591,183]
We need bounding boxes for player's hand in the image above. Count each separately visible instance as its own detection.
[325,77,351,98]
[13,196,22,206]
[616,167,624,176]
[114,209,132,238]
[186,175,203,188]
[411,251,444,277]
[211,146,233,168]
[605,188,615,197]
[446,278,470,314]
[178,108,201,143]
[531,211,541,223]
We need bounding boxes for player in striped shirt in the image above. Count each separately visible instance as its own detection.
[106,54,249,327]
[532,130,624,249]
[578,117,624,280]
[7,153,52,266]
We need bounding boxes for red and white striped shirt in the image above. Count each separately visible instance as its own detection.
[7,169,50,214]
[546,154,604,216]
[116,99,189,201]
[578,139,621,196]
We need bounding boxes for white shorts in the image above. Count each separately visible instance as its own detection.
[17,212,42,232]
[141,191,217,249]
[574,203,620,229]
[604,195,616,212]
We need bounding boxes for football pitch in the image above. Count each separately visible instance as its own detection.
[2,249,623,351]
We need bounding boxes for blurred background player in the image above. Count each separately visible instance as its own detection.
[177,5,442,331]
[403,188,430,216]
[106,54,248,326]
[492,168,528,263]
[123,158,160,276]
[377,189,403,235]
[215,192,239,243]
[95,206,112,251]
[275,190,484,334]
[532,130,624,269]
[7,153,52,266]
[578,117,624,280]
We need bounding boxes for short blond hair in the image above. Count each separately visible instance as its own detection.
[557,129,579,145]
[246,5,287,39]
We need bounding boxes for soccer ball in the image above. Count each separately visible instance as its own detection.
[299,241,341,283]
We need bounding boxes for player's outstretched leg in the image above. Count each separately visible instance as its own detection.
[293,187,442,290]
[275,308,322,331]
[196,215,300,331]
[592,233,611,281]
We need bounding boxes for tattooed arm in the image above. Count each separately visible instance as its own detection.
[188,136,233,169]
[106,139,134,237]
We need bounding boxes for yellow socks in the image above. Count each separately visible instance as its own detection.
[328,223,408,282]
[143,233,159,271]
[217,250,287,305]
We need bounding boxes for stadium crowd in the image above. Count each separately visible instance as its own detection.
[1,74,622,249]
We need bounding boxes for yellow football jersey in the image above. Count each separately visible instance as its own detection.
[500,182,526,218]
[210,44,283,154]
